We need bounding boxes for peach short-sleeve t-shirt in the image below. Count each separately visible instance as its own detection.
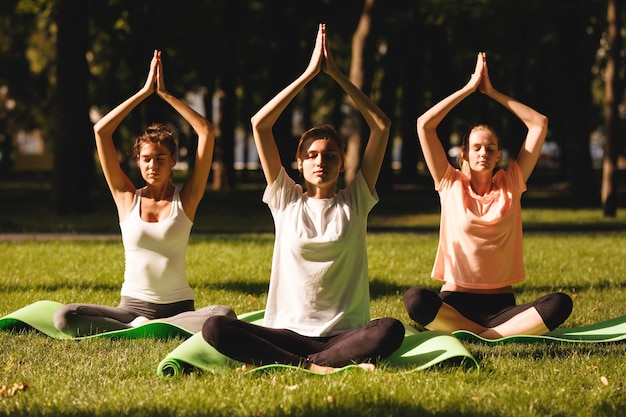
[432,162,526,290]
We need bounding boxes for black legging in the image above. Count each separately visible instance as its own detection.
[403,286,573,331]
[202,315,405,368]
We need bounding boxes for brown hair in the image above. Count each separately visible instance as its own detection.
[296,124,345,160]
[131,123,177,159]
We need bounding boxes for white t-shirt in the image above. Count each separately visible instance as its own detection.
[262,168,378,337]
[119,187,195,303]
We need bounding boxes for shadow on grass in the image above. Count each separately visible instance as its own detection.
[195,278,412,301]
[1,282,121,293]
[8,405,502,417]
[468,339,626,362]
[194,280,269,297]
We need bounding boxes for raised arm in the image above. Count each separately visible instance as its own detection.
[478,54,548,182]
[93,50,157,214]
[154,51,215,221]
[250,24,323,186]
[416,53,484,187]
[321,24,391,192]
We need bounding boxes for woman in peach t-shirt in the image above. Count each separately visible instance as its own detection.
[403,52,572,339]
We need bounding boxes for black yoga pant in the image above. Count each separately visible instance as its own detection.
[202,315,405,368]
[403,286,573,331]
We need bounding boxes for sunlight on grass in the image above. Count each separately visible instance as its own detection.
[1,230,625,416]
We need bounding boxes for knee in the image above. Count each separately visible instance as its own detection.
[53,304,78,331]
[387,318,407,347]
[371,318,406,356]
[403,286,442,326]
[535,292,573,331]
[197,305,237,319]
[378,317,406,340]
[201,314,237,347]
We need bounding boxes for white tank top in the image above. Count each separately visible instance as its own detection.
[119,187,194,303]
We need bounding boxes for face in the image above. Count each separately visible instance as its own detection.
[463,129,501,173]
[297,138,344,193]
[137,142,176,184]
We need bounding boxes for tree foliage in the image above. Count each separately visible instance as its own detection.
[0,0,623,212]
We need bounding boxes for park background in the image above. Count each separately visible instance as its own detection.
[1,1,626,417]
[1,0,625,227]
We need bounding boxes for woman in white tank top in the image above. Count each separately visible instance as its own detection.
[53,50,235,337]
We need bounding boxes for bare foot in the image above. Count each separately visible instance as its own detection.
[128,316,149,327]
[357,363,376,372]
[478,328,504,340]
[306,363,340,374]
[236,364,257,373]
[306,362,376,374]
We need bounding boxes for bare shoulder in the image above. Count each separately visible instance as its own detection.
[113,188,138,222]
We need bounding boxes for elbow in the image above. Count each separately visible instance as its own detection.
[416,114,429,133]
[416,116,424,131]
[93,121,106,139]
[381,113,392,131]
[250,115,264,139]
[250,113,265,132]
[250,114,259,130]
[417,111,442,138]
[250,114,271,136]
[535,113,548,134]
[371,110,391,132]
[198,120,215,139]
[377,114,392,136]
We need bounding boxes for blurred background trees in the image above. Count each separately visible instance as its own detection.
[0,0,623,216]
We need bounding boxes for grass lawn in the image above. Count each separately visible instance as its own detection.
[1,173,626,416]
[1,232,626,417]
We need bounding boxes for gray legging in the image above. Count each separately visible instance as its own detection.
[53,296,236,337]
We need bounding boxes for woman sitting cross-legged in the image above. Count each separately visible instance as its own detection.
[201,24,405,374]
[403,52,572,340]
[53,50,235,337]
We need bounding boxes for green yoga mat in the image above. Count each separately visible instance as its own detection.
[453,314,626,344]
[156,312,479,377]
[0,300,194,340]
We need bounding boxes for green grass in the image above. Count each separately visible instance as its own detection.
[1,231,626,417]
[1,172,626,416]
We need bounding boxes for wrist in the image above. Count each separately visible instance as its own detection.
[157,90,172,100]
[138,89,153,99]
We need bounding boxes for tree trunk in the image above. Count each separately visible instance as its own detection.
[210,0,237,190]
[396,28,421,185]
[344,0,376,185]
[601,0,623,217]
[551,2,598,207]
[51,0,94,215]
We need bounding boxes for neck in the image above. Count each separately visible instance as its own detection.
[305,184,336,199]
[144,182,174,201]
[469,172,493,196]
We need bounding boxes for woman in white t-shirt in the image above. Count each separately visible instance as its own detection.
[202,24,404,374]
[53,50,235,337]
[403,52,572,339]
